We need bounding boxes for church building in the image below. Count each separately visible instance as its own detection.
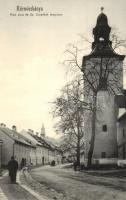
[82,9,125,161]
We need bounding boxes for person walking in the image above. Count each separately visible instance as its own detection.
[8,156,18,183]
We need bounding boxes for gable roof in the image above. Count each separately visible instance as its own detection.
[31,134,54,150]
[20,130,42,147]
[0,127,35,147]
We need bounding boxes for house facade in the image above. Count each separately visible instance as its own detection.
[0,126,36,167]
[32,133,58,164]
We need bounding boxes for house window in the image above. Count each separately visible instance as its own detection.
[102,125,107,132]
[101,152,106,158]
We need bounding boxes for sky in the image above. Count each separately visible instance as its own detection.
[0,0,126,138]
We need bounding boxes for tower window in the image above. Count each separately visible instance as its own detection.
[99,77,107,90]
[101,152,106,158]
[102,124,107,132]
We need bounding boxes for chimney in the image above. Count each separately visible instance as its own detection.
[12,125,17,131]
[28,129,34,135]
[0,123,6,127]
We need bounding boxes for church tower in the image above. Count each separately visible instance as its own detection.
[40,123,46,138]
[82,9,125,160]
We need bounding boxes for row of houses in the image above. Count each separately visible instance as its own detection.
[0,124,63,168]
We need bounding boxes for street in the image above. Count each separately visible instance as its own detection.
[1,165,126,200]
[30,165,126,200]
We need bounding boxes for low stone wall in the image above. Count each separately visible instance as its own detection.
[94,158,117,165]
[118,160,126,167]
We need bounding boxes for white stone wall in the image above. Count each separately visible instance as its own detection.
[83,57,122,159]
[48,149,55,163]
[36,146,42,165]
[42,147,49,164]
[14,143,32,167]
[94,91,118,158]
[29,147,36,165]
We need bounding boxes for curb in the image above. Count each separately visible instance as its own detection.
[17,171,51,200]
[0,186,8,200]
[0,170,8,180]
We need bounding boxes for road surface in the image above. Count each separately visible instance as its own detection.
[1,166,126,200]
[29,165,126,200]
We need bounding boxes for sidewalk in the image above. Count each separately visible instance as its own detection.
[17,170,50,200]
[83,168,126,178]
[0,169,49,200]
[0,186,8,200]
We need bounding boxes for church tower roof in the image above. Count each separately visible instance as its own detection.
[92,9,111,47]
[40,123,46,137]
[82,8,125,61]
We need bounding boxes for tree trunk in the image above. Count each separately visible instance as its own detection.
[87,94,97,168]
[76,144,80,166]
[76,110,81,167]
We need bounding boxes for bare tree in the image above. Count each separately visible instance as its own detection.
[52,78,90,166]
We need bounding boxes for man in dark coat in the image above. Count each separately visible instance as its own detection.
[8,156,18,183]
